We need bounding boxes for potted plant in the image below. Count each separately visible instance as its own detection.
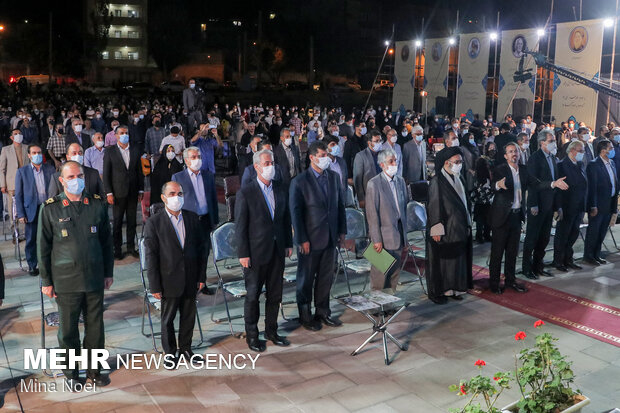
[450,320,590,413]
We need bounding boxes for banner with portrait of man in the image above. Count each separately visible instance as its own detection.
[497,29,540,120]
[551,19,604,127]
[423,37,451,115]
[392,40,417,113]
[455,33,491,121]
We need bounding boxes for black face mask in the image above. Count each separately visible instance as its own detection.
[58,128,64,134]
[488,150,497,157]
[154,121,161,127]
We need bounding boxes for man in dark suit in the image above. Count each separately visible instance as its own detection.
[172,146,219,264]
[236,149,293,352]
[144,181,207,361]
[494,123,517,165]
[552,140,588,271]
[583,139,618,265]
[402,127,427,184]
[273,128,301,189]
[47,143,105,198]
[238,136,261,177]
[290,141,347,331]
[65,118,92,150]
[488,142,528,294]
[241,140,282,187]
[353,130,383,209]
[522,131,569,279]
[343,121,367,180]
[103,125,144,260]
[324,136,348,201]
[15,144,55,275]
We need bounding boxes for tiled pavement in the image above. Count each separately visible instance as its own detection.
[0,214,618,412]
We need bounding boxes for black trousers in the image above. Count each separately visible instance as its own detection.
[553,211,584,265]
[160,294,197,355]
[489,211,521,289]
[522,209,553,273]
[584,210,611,260]
[243,244,284,338]
[55,290,105,379]
[112,195,138,254]
[296,245,336,317]
[197,215,212,262]
[24,206,40,269]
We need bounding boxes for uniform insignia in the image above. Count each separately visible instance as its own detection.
[61,229,68,237]
[83,197,89,205]
[62,199,69,207]
[93,194,101,200]
[58,217,71,222]
[90,226,97,233]
[45,198,55,205]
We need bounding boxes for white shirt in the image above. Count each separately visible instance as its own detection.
[603,158,616,196]
[117,143,130,169]
[188,169,208,216]
[166,209,185,248]
[382,172,401,218]
[496,164,522,209]
[257,177,275,219]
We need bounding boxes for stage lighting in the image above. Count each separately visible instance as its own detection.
[415,40,422,47]
[537,28,545,37]
[384,40,390,46]
[604,18,614,28]
[448,37,455,45]
[490,32,498,41]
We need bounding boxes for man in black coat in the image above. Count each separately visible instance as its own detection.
[65,118,92,150]
[583,139,619,265]
[488,142,528,294]
[47,143,105,198]
[273,128,302,189]
[522,131,569,279]
[103,125,144,260]
[144,181,206,361]
[290,141,346,330]
[235,149,293,352]
[494,123,517,166]
[552,140,588,271]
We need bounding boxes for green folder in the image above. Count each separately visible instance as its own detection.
[362,244,397,275]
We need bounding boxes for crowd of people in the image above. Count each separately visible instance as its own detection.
[0,78,618,387]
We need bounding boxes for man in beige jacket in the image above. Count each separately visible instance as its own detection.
[0,129,30,236]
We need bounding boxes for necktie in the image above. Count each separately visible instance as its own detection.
[547,155,555,180]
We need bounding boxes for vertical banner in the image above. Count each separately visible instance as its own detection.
[455,33,491,120]
[551,19,604,127]
[497,29,539,120]
[392,40,417,113]
[423,38,450,115]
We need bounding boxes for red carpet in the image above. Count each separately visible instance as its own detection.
[401,250,620,347]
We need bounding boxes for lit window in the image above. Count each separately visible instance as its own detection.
[101,51,109,60]
[114,30,121,38]
[128,52,139,60]
[201,23,206,31]
[114,10,121,17]
[128,10,137,18]
[114,51,122,59]
[128,30,139,38]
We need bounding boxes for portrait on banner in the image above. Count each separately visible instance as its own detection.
[468,37,480,59]
[569,26,588,53]
[512,35,527,58]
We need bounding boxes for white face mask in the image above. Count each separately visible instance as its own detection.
[546,141,557,155]
[260,165,275,181]
[74,124,83,133]
[166,152,176,161]
[316,156,331,170]
[389,135,397,143]
[385,164,398,177]
[450,162,463,174]
[521,143,530,149]
[453,123,459,129]
[450,139,460,147]
[493,131,500,136]
[401,131,408,137]
[95,140,104,148]
[284,138,292,146]
[165,195,184,212]
[190,158,202,170]
[13,134,23,144]
[70,155,83,165]
[372,142,382,152]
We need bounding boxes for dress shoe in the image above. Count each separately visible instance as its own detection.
[316,314,343,327]
[64,377,85,392]
[566,262,582,270]
[490,286,504,295]
[536,269,554,278]
[127,249,140,259]
[522,270,539,280]
[298,304,322,331]
[264,333,290,346]
[114,252,124,260]
[201,286,214,295]
[87,372,111,387]
[507,282,528,293]
[246,337,266,352]
[178,350,203,362]
[450,294,464,301]
[553,264,568,272]
[582,258,600,266]
[28,267,39,276]
[595,257,607,265]
[430,296,448,305]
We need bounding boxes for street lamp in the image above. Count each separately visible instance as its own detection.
[604,18,614,28]
[448,37,456,45]
[415,40,422,47]
[384,40,390,46]
[537,28,545,37]
[490,32,498,41]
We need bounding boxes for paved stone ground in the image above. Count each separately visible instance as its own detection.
[0,208,618,413]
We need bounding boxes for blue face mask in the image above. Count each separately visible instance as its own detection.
[469,138,475,146]
[119,134,129,144]
[609,149,616,159]
[614,135,620,143]
[65,177,85,195]
[31,154,43,165]
[575,152,585,162]
[415,135,424,142]
[330,145,341,157]
[360,127,367,135]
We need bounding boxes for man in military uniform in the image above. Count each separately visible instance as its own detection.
[38,161,114,390]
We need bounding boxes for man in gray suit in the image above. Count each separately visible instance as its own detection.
[353,130,383,209]
[0,129,30,232]
[365,148,408,290]
[182,79,202,135]
[402,125,427,184]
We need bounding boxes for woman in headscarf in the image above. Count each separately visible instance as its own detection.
[150,144,184,206]
[472,141,497,243]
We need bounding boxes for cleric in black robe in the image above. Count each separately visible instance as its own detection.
[425,147,473,304]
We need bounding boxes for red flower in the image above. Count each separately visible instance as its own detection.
[515,331,527,341]
[474,359,486,367]
[460,384,467,395]
[534,320,545,328]
[493,376,500,381]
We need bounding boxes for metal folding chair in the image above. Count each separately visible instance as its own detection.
[12,196,26,271]
[210,222,246,337]
[399,201,427,293]
[280,259,298,320]
[334,208,371,297]
[345,184,358,208]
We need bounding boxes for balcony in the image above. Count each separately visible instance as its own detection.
[107,37,143,48]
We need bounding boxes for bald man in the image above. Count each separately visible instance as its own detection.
[48,143,105,198]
